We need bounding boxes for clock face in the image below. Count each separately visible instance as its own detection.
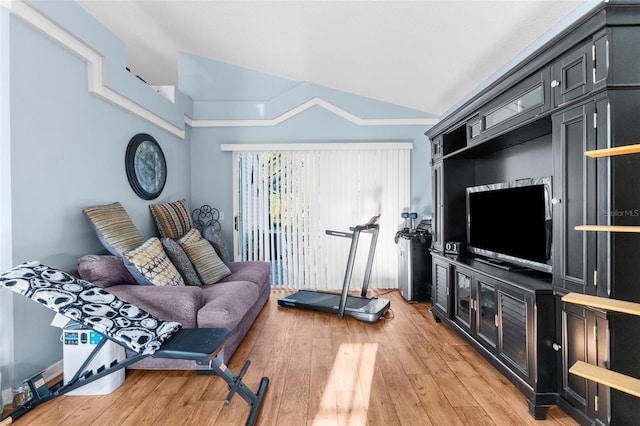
[125,134,167,200]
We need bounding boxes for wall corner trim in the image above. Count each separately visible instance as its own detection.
[3,0,185,139]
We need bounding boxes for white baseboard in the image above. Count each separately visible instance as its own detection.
[1,359,63,408]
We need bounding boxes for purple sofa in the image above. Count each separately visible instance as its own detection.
[78,255,270,368]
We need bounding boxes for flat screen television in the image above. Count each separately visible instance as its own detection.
[466,177,552,273]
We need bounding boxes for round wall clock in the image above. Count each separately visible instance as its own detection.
[125,133,167,200]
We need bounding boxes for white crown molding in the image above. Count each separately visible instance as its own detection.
[220,142,414,152]
[2,0,185,138]
[187,97,439,128]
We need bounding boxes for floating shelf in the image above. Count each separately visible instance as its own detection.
[561,293,640,317]
[584,143,640,158]
[575,225,640,233]
[569,361,640,398]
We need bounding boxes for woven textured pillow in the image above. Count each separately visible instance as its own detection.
[181,237,231,284]
[124,238,185,287]
[83,202,144,255]
[149,198,192,240]
[178,228,201,245]
[161,238,202,286]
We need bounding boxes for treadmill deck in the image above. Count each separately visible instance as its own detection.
[278,289,390,323]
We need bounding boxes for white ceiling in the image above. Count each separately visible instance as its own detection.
[76,0,589,116]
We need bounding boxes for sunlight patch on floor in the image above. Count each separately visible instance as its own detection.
[312,342,378,426]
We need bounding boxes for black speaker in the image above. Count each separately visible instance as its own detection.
[444,242,463,256]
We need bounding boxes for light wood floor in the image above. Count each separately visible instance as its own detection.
[3,290,578,425]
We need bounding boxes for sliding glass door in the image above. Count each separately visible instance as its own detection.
[232,143,410,290]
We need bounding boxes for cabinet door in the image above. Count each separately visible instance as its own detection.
[431,161,444,252]
[561,303,588,410]
[552,41,594,107]
[475,277,498,349]
[552,102,598,294]
[498,287,529,381]
[561,303,609,423]
[480,69,550,139]
[588,314,609,425]
[432,257,451,320]
[453,268,473,331]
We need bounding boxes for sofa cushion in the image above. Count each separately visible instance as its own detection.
[83,202,144,255]
[181,238,231,284]
[108,284,203,328]
[161,238,202,286]
[197,281,259,329]
[123,238,185,287]
[77,255,137,288]
[220,261,270,289]
[149,198,192,240]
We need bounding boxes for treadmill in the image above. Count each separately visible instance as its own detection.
[277,215,391,323]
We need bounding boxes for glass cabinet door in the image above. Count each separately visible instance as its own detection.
[455,270,472,330]
[476,279,498,348]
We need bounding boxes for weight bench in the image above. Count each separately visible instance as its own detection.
[0,261,269,426]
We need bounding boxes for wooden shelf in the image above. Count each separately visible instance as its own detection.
[569,361,640,398]
[584,144,640,158]
[561,293,640,317]
[575,225,640,233]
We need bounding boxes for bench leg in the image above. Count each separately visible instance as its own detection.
[198,357,270,426]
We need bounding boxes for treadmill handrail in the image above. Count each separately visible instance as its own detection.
[326,213,380,237]
[325,230,353,238]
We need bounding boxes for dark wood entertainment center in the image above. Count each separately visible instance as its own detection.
[426,2,640,424]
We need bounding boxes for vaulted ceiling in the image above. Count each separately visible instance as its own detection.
[77,1,591,116]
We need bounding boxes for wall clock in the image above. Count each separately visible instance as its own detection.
[125,133,167,200]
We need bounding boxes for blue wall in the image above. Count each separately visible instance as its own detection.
[0,0,434,396]
[0,2,192,392]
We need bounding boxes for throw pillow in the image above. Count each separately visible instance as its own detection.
[178,228,202,245]
[181,238,231,284]
[123,238,185,287]
[77,255,137,288]
[149,198,192,240]
[161,238,202,286]
[83,202,144,255]
[201,225,229,262]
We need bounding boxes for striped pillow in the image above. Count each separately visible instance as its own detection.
[149,198,192,240]
[123,238,185,287]
[181,235,231,284]
[83,202,144,256]
[178,228,202,245]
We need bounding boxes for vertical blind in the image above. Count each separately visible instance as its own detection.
[231,143,411,290]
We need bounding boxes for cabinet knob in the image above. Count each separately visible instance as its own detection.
[551,79,561,88]
[552,343,562,352]
[551,197,561,205]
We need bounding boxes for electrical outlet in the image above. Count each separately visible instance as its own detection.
[220,212,224,221]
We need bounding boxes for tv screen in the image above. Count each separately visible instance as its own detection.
[466,177,552,272]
